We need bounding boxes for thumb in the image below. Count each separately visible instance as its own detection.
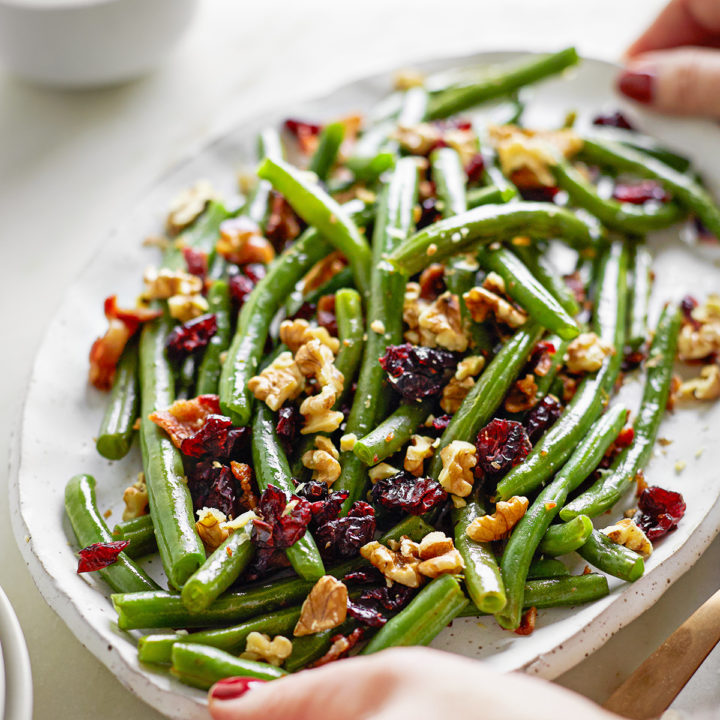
[617,47,720,119]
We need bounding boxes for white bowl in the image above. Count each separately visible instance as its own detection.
[0,0,199,88]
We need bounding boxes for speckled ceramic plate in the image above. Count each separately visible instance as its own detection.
[10,51,720,719]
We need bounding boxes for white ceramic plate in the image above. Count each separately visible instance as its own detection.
[0,586,33,720]
[10,52,720,719]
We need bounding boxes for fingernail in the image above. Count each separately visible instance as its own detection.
[209,677,267,702]
[617,70,655,103]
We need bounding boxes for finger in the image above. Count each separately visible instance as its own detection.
[626,0,720,58]
[207,653,401,720]
[617,46,720,119]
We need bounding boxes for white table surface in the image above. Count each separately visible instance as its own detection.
[2,1,719,718]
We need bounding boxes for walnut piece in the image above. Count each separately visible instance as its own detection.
[280,319,340,355]
[417,292,468,352]
[360,539,423,588]
[392,122,442,156]
[301,251,347,294]
[566,332,613,374]
[295,339,343,392]
[438,440,477,497]
[464,286,528,328]
[678,364,720,401]
[455,355,485,381]
[677,293,720,361]
[294,576,348,636]
[340,433,358,452]
[299,386,345,434]
[404,435,437,477]
[601,518,653,557]
[417,531,465,579]
[166,180,216,235]
[466,496,529,542]
[368,463,401,483]
[195,507,230,552]
[441,376,475,414]
[122,473,148,521]
[302,436,342,486]
[167,293,209,323]
[248,351,305,411]
[143,267,203,301]
[504,374,539,413]
[241,632,293,667]
[216,217,275,265]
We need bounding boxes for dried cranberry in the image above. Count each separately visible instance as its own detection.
[615,426,635,449]
[524,396,563,444]
[317,295,337,336]
[243,263,267,284]
[284,118,322,138]
[291,301,317,321]
[76,540,129,573]
[431,414,452,432]
[182,247,208,279]
[360,584,415,611]
[180,415,248,460]
[379,343,457,401]
[612,180,670,204]
[417,197,442,230]
[314,502,376,560]
[228,272,256,308]
[636,486,686,540]
[527,340,557,377]
[253,484,312,549]
[592,111,634,130]
[186,461,242,517]
[346,599,387,627]
[276,405,300,454]
[519,186,560,202]
[681,295,700,328]
[370,472,448,515]
[476,419,531,480]
[343,566,385,586]
[165,314,217,362]
[310,490,349,528]
[295,480,329,503]
[465,153,486,184]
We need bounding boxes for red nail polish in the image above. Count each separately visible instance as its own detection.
[617,70,655,104]
[209,677,267,702]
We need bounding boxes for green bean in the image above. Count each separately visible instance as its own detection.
[539,516,593,556]
[171,643,286,690]
[335,158,419,509]
[586,127,691,173]
[627,242,653,352]
[252,404,325,581]
[181,526,255,613]
[580,137,720,238]
[289,434,317,481]
[428,322,544,479]
[285,265,354,318]
[362,575,467,653]
[527,557,569,579]
[139,313,205,589]
[496,241,628,500]
[399,86,430,125]
[432,147,468,217]
[483,164,519,202]
[219,198,371,426]
[285,620,357,672]
[426,48,580,119]
[196,280,232,395]
[344,123,396,182]
[176,355,196,399]
[533,335,571,401]
[96,340,139,460]
[561,304,682,519]
[138,607,301,665]
[467,185,506,208]
[309,121,345,182]
[257,157,372,297]
[65,474,158,593]
[389,202,599,277]
[246,128,284,227]
[452,494,505,613]
[496,404,626,629]
[333,288,365,409]
[352,399,434,466]
[552,161,684,233]
[577,530,644,582]
[511,244,580,317]
[112,515,157,559]
[478,246,579,339]
[163,200,230,271]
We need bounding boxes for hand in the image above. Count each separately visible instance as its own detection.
[207,647,619,720]
[619,0,720,118]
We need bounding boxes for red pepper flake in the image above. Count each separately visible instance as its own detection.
[514,606,537,636]
[77,540,129,573]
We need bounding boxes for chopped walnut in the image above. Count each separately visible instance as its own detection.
[488,124,582,187]
[504,374,539,413]
[167,293,209,323]
[601,518,653,557]
[566,332,613,373]
[416,531,465,579]
[678,364,720,401]
[392,122,442,156]
[464,286,528,328]
[301,251,347,294]
[216,217,275,265]
[482,271,506,295]
[368,463,402,483]
[466,496,529,542]
[280,319,340,355]
[370,319,386,334]
[302,436,342,486]
[438,441,477,497]
[295,339,343,392]
[294,576,348,636]
[444,127,481,167]
[455,355,485,381]
[248,351,305,411]
[677,322,720,361]
[299,386,345,434]
[340,433,357,452]
[441,376,475,414]
[417,292,468,352]
[122,473,148,521]
[404,435,437,477]
[241,632,293,667]
[195,507,230,552]
[360,539,423,588]
[418,264,446,300]
[143,267,203,301]
[166,180,216,235]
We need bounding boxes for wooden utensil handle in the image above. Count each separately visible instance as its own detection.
[603,587,720,719]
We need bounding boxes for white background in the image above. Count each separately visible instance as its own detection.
[1,1,719,717]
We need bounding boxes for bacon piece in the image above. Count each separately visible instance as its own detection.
[149,394,222,448]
